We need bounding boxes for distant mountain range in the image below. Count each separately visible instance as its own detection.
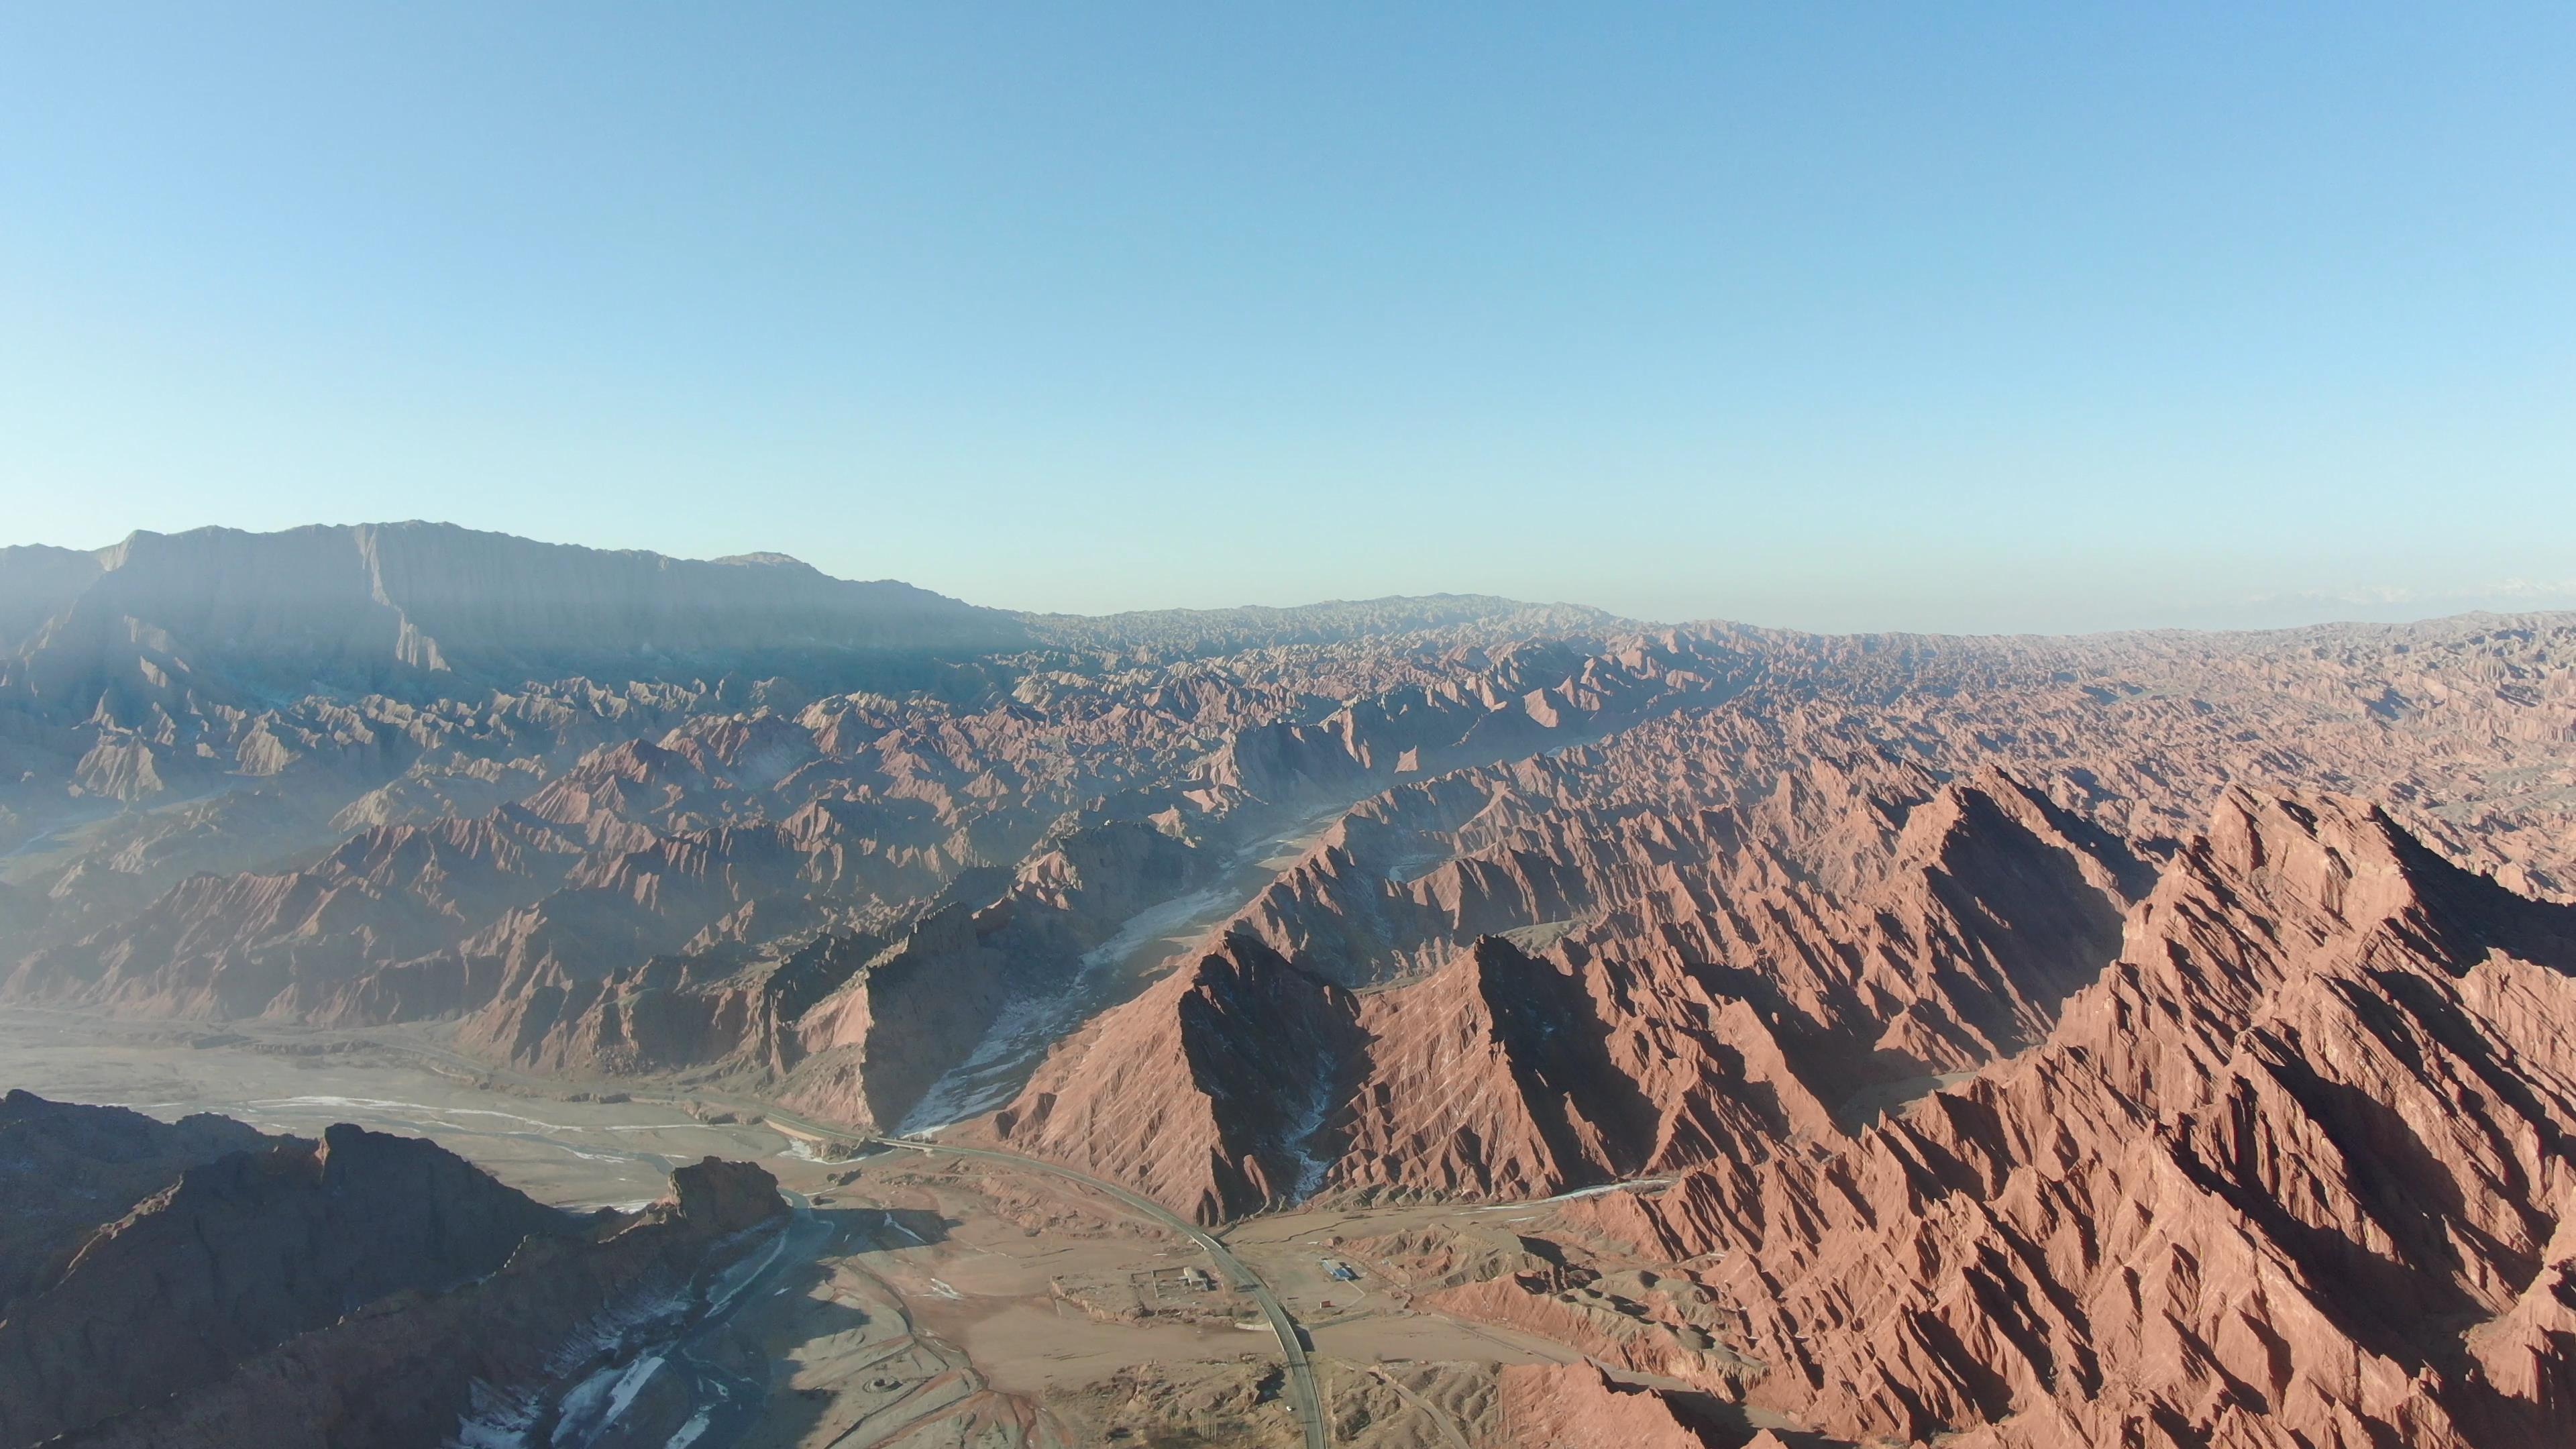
[0,523,1030,710]
[5,521,2576,1446]
[0,522,1638,718]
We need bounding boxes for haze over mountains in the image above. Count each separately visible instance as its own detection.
[0,521,1024,698]
[5,522,2575,1448]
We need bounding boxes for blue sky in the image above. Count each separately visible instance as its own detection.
[2,5,2569,632]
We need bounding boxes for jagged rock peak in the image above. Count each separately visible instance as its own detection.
[665,1155,789,1234]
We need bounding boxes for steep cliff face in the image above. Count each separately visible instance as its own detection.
[0,1091,273,1309]
[0,1095,788,1449]
[0,1113,584,1444]
[973,784,2576,1446]
[50,1156,787,1449]
[775,900,1044,1130]
[982,924,1819,1220]
[1486,1363,1727,1448]
[6,530,2576,1448]
[982,749,2158,1218]
[985,932,1366,1223]
[10,607,2569,1154]
[0,544,101,657]
[1,588,1743,1167]
[1232,733,2151,1110]
[1333,938,1801,1201]
[1576,790,2576,1447]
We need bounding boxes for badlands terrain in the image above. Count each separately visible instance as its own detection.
[4,523,2575,1447]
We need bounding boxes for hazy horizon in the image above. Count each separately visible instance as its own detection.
[10,515,2570,639]
[4,5,2571,634]
[8,14,2576,1448]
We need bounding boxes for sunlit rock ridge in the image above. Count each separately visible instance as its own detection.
[4,521,2575,1446]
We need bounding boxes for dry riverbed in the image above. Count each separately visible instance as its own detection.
[2,1008,1755,1448]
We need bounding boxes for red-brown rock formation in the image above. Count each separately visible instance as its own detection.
[981,751,2159,1218]
[1235,734,2152,1108]
[986,932,1366,1222]
[54,1155,786,1449]
[0,1091,788,1449]
[0,1112,582,1444]
[1579,790,2576,1446]
[1489,1363,1725,1448]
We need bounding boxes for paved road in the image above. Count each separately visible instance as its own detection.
[854,1132,1330,1449]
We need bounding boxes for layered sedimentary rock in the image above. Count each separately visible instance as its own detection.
[5,527,2576,1448]
[975,727,2576,1448]
[4,584,1756,1150]
[1568,790,2576,1446]
[988,932,1366,1222]
[11,581,2571,1066]
[983,751,2159,1218]
[987,919,1819,1222]
[965,608,2576,1218]
[1234,729,2152,1089]
[1489,1363,1725,1448]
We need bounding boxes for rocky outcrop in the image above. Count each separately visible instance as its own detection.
[0,1091,273,1309]
[661,1153,792,1236]
[775,900,1050,1130]
[1333,937,1788,1200]
[439,820,1217,1131]
[1,582,1740,1162]
[5,527,2576,1449]
[53,1156,787,1449]
[981,749,2159,1217]
[983,920,1816,1218]
[0,1114,582,1444]
[1234,735,2151,1110]
[1578,790,2576,1447]
[9,813,587,1018]
[987,932,1366,1222]
[11,596,2569,1053]
[1488,1364,1725,1448]
[0,1091,788,1449]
